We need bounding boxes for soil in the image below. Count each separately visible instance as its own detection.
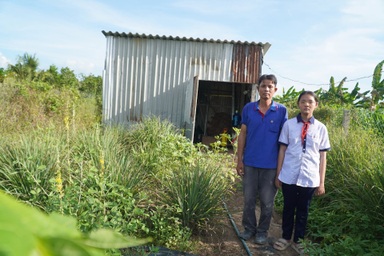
[192,178,299,256]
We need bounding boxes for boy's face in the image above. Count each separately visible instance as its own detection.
[258,79,277,101]
[298,94,318,116]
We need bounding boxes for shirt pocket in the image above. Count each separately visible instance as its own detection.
[306,133,320,148]
[268,120,280,133]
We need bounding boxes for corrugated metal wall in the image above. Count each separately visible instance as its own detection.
[102,32,267,128]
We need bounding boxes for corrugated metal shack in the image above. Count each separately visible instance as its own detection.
[102,31,271,142]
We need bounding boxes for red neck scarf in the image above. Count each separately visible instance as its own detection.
[301,121,310,146]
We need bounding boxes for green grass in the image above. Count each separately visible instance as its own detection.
[304,114,384,255]
[1,77,384,255]
[0,87,235,251]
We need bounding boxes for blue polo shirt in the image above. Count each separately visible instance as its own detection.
[241,101,288,169]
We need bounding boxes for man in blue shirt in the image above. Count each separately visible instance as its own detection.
[236,74,288,244]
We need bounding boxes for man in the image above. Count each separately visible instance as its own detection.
[236,74,288,244]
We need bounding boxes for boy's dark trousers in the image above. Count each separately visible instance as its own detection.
[281,183,316,243]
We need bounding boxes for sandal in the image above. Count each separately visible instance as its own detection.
[291,243,305,255]
[273,238,291,251]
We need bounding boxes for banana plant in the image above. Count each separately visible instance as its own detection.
[318,76,368,107]
[370,60,384,110]
[274,86,303,109]
[320,77,346,104]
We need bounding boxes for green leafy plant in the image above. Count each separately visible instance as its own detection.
[0,67,5,83]
[371,60,384,110]
[305,123,384,255]
[3,53,383,255]
[274,86,303,110]
[7,53,39,81]
[0,130,60,209]
[122,117,197,180]
[0,191,151,256]
[160,163,233,232]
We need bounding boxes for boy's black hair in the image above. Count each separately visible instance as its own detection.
[297,91,319,103]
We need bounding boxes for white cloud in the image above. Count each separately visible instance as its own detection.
[264,0,384,94]
[0,53,10,68]
[342,0,384,25]
[171,0,262,16]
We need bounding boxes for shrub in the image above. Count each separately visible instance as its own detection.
[0,129,60,209]
[160,162,234,233]
[306,125,384,255]
[122,117,197,173]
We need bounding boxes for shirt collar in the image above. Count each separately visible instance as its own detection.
[254,100,278,112]
[296,114,315,124]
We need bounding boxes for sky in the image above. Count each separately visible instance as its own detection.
[1,0,383,94]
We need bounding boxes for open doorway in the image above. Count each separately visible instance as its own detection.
[193,80,253,145]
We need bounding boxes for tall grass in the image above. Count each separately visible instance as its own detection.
[121,117,235,232]
[161,163,233,232]
[0,80,98,137]
[1,77,216,252]
[121,117,197,176]
[2,74,384,254]
[274,107,384,255]
[0,101,235,253]
[305,116,384,255]
[0,128,62,209]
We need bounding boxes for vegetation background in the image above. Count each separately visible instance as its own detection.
[0,54,383,255]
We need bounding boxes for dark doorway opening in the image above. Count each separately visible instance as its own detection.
[194,80,253,145]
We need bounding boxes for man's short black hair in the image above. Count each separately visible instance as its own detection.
[258,74,277,86]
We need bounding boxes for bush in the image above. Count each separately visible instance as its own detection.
[160,163,233,233]
[306,124,384,255]
[121,117,235,234]
[0,116,237,252]
[0,129,60,209]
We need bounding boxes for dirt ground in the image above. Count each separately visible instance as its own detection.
[193,179,299,256]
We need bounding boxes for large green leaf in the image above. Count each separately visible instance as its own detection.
[372,60,384,90]
[84,229,152,249]
[0,191,151,256]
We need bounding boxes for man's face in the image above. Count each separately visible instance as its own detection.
[258,79,277,100]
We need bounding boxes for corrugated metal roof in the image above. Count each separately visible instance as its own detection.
[102,30,271,53]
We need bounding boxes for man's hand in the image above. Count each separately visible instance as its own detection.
[236,161,244,177]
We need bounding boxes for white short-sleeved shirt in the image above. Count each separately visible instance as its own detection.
[278,115,331,187]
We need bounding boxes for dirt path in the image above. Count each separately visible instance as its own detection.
[194,184,298,256]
